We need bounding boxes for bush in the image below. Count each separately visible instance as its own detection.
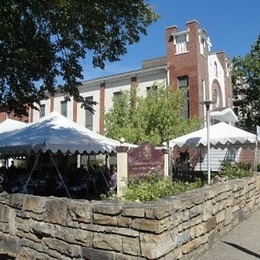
[102,171,203,202]
[102,162,254,202]
[215,161,253,181]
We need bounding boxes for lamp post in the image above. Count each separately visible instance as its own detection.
[200,100,215,185]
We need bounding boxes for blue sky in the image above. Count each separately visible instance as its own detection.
[83,0,260,80]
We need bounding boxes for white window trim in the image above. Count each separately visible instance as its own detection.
[172,30,189,55]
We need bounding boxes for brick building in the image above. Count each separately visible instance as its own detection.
[1,20,233,134]
[1,20,256,170]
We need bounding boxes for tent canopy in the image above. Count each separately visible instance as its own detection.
[169,122,259,149]
[210,107,238,123]
[0,112,122,155]
[0,118,28,134]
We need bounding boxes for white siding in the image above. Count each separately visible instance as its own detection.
[78,83,100,133]
[137,71,167,97]
[32,99,50,122]
[105,78,131,113]
[54,95,73,119]
[31,67,167,134]
[208,54,226,107]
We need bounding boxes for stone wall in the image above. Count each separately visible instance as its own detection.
[0,175,260,260]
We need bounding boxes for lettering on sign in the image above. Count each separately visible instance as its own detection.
[128,142,164,179]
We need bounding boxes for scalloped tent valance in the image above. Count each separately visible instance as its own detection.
[169,122,259,150]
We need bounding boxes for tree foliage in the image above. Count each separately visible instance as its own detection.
[232,34,260,133]
[105,85,201,146]
[0,0,158,116]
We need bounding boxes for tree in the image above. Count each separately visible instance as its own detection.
[105,85,201,146]
[232,34,260,133]
[0,0,158,116]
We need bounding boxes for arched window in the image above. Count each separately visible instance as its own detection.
[212,88,219,107]
[214,61,218,78]
[212,80,222,108]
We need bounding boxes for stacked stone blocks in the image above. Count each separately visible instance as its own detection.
[0,175,259,259]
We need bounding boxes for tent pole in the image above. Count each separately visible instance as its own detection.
[23,151,41,192]
[200,100,215,185]
[48,150,72,199]
[99,167,110,190]
[206,109,211,184]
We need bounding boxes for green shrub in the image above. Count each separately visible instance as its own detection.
[216,161,253,181]
[102,162,254,202]
[102,171,203,202]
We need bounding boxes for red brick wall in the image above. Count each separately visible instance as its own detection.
[0,110,29,123]
[239,148,258,168]
[0,104,34,123]
[0,109,6,122]
[166,20,209,118]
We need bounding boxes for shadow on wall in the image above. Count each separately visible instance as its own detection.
[0,254,15,259]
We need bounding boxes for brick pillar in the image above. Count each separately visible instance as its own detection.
[130,77,137,108]
[131,76,137,90]
[0,109,6,122]
[73,99,78,123]
[29,107,34,123]
[99,82,105,135]
[50,96,54,112]
[166,25,178,87]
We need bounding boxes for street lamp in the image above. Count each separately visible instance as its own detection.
[200,100,215,185]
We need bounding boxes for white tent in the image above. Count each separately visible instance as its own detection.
[0,118,27,134]
[210,107,238,123]
[169,122,259,149]
[0,119,28,166]
[0,111,121,155]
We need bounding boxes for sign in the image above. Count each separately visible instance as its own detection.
[128,142,165,179]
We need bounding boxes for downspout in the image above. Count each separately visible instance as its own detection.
[166,63,171,86]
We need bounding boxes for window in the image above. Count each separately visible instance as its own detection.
[146,84,158,93]
[39,104,45,118]
[212,88,219,107]
[226,60,231,78]
[199,36,205,55]
[214,62,218,78]
[178,77,188,88]
[212,80,222,108]
[60,100,67,117]
[113,91,122,102]
[85,96,93,130]
[201,79,206,101]
[228,97,231,106]
[178,76,189,118]
[174,33,188,54]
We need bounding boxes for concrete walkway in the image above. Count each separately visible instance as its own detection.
[196,208,260,260]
